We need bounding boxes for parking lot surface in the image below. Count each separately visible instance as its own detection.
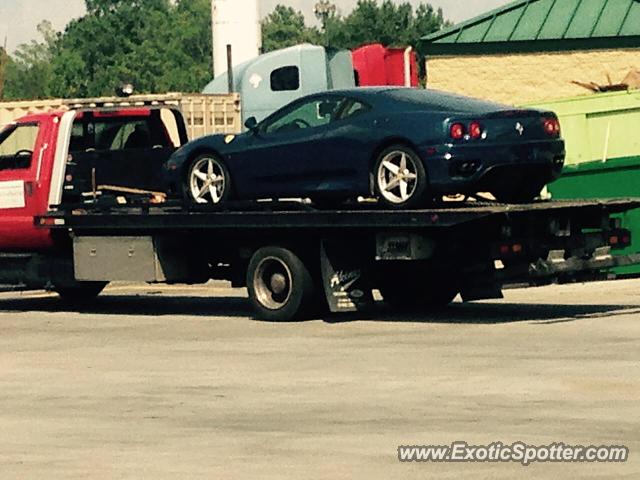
[0,280,638,479]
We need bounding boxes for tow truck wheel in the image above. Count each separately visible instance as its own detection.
[374,145,428,209]
[54,282,108,302]
[379,277,458,310]
[186,154,231,205]
[247,247,315,322]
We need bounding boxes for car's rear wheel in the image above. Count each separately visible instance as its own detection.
[374,145,428,208]
[186,154,231,205]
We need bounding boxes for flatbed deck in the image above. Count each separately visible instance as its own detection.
[38,199,640,231]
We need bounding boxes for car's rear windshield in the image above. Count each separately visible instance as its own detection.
[385,89,509,113]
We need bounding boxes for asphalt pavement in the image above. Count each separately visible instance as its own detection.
[0,280,638,479]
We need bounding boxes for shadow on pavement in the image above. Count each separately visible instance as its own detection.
[0,294,252,318]
[326,301,640,325]
[0,292,637,325]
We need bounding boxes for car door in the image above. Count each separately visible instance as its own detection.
[312,97,376,195]
[230,96,344,198]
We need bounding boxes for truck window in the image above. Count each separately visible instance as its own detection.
[271,66,300,92]
[0,123,39,171]
[95,120,152,150]
[70,112,174,153]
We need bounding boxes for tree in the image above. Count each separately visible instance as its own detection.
[50,0,212,97]
[0,46,8,100]
[328,0,447,50]
[261,6,321,53]
[3,21,57,100]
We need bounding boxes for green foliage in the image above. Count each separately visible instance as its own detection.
[51,0,212,97]
[3,21,57,100]
[261,6,322,52]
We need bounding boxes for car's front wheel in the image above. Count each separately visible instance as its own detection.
[374,145,428,209]
[186,154,231,205]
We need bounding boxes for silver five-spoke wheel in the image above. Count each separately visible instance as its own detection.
[374,146,426,208]
[189,156,227,204]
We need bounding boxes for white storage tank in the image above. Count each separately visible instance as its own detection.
[212,0,262,77]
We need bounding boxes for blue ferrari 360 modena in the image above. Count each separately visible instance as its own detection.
[163,87,565,208]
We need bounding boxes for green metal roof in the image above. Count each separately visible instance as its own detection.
[423,0,640,55]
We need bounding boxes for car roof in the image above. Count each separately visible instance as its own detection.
[319,87,511,112]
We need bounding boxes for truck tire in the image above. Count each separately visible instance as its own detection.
[247,247,316,322]
[55,282,108,302]
[379,277,458,310]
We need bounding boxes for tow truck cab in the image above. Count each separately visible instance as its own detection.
[0,105,188,251]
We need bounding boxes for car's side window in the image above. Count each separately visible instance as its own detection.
[263,98,344,135]
[338,99,371,121]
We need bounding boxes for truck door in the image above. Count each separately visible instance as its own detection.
[0,116,55,250]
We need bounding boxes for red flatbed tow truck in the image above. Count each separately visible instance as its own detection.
[1,99,639,321]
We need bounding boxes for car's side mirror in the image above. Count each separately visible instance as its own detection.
[244,116,258,132]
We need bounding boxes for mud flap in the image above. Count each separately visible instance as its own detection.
[320,241,375,313]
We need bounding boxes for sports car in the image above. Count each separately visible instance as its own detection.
[163,87,565,208]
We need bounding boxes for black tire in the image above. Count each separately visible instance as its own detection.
[55,282,108,302]
[491,182,545,204]
[374,145,428,209]
[247,247,316,322]
[184,153,231,206]
[379,276,458,310]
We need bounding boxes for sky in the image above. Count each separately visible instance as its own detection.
[0,0,510,53]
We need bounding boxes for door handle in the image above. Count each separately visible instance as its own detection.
[24,181,35,197]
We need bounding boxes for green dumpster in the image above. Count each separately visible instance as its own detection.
[527,89,640,275]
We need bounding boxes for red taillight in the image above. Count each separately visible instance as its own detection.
[469,121,483,139]
[450,123,465,140]
[543,118,561,136]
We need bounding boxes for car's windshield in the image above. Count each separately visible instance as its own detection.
[0,123,39,171]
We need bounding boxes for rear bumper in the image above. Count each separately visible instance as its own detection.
[423,139,566,193]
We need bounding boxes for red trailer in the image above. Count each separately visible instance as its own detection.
[352,43,419,87]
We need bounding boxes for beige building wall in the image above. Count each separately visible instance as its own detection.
[427,48,640,104]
